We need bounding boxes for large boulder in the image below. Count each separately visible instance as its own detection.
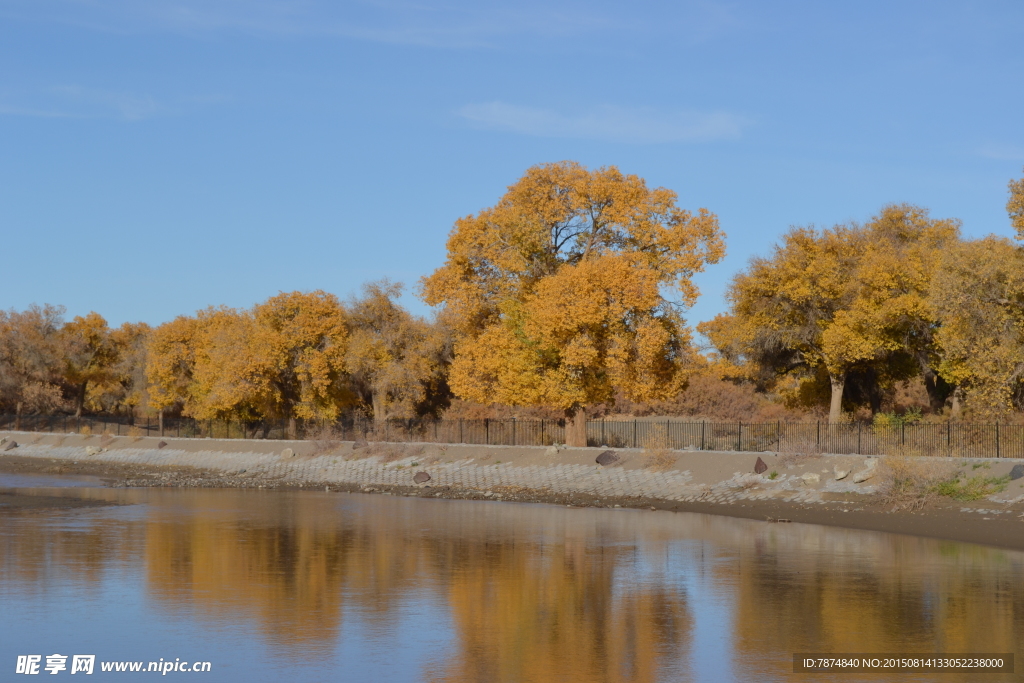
[545,445,560,456]
[85,446,102,456]
[413,471,431,484]
[853,458,878,483]
[596,450,619,466]
[754,457,768,474]
[1010,464,1024,481]
[801,472,820,485]
[157,440,168,449]
[2,440,17,451]
[281,447,295,458]
[833,465,849,481]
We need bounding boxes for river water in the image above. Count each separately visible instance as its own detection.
[1,475,1022,682]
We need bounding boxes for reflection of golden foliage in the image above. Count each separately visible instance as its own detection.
[429,537,690,683]
[6,490,1024,682]
[731,528,1024,682]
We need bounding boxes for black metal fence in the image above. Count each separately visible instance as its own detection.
[1,414,1022,459]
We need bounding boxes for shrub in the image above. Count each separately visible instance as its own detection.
[933,475,1010,501]
[877,454,957,511]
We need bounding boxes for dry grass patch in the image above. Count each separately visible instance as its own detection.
[777,438,822,469]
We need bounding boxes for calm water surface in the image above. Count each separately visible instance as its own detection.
[1,481,1022,682]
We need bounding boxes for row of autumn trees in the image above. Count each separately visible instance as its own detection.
[0,282,450,434]
[704,174,1024,424]
[2,162,1023,445]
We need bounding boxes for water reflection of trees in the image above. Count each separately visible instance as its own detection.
[142,494,693,680]
[4,492,1024,682]
[726,525,1024,681]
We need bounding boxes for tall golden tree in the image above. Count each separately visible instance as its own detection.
[930,237,1024,417]
[247,290,351,434]
[701,225,864,423]
[60,312,118,417]
[703,205,959,422]
[422,161,724,446]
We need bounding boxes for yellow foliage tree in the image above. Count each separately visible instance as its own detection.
[1009,167,1024,240]
[930,237,1024,417]
[345,280,448,424]
[703,205,959,423]
[0,304,67,416]
[247,291,351,433]
[422,161,724,446]
[60,312,118,417]
[147,292,351,436]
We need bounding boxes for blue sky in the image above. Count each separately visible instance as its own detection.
[1,0,1022,331]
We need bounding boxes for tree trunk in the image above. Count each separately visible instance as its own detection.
[950,386,964,420]
[565,406,588,447]
[287,416,297,440]
[75,382,87,418]
[916,354,946,413]
[371,390,385,433]
[829,373,846,424]
[15,400,22,431]
[158,410,164,437]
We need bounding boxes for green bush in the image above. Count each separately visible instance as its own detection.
[933,475,1010,501]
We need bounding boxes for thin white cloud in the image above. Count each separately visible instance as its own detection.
[457,102,751,144]
[0,85,225,121]
[0,104,74,118]
[49,85,165,120]
[978,143,1024,162]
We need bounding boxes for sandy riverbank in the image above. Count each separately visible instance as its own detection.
[2,431,1024,551]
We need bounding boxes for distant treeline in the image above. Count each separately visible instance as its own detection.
[2,163,1023,444]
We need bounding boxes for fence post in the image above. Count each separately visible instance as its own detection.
[996,423,1000,458]
[485,418,489,445]
[601,419,605,446]
[460,418,464,444]
[737,422,742,451]
[633,420,637,449]
[858,422,862,454]
[512,418,516,446]
[901,421,905,445]
[947,421,951,452]
[701,421,705,451]
[816,421,820,447]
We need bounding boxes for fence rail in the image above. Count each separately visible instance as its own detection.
[1,414,1022,459]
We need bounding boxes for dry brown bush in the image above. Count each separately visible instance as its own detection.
[604,374,809,422]
[877,452,958,511]
[642,449,676,471]
[639,426,677,471]
[442,400,564,420]
[307,424,343,456]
